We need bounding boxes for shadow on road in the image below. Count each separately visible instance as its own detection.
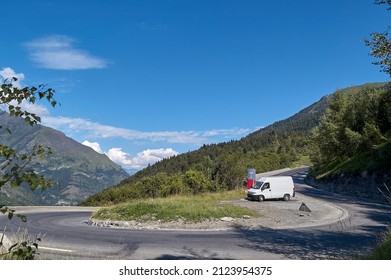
[153,226,382,260]
[155,247,233,260]
[232,225,384,260]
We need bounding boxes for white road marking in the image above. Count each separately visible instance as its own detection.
[39,246,74,253]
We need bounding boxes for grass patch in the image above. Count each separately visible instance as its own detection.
[365,227,391,259]
[92,190,258,223]
[311,141,391,179]
[311,152,376,179]
[290,155,312,168]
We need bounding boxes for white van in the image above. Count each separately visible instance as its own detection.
[247,176,295,202]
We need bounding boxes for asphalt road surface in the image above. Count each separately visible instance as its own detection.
[1,167,390,260]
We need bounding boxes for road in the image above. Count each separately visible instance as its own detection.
[1,168,390,260]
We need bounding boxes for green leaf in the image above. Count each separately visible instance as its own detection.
[16,214,27,222]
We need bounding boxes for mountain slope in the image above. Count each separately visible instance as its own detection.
[0,110,129,205]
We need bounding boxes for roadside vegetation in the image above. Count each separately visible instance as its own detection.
[92,190,258,223]
[309,85,391,178]
[366,227,391,259]
[366,184,391,259]
[366,219,391,260]
[1,77,57,259]
[0,229,41,260]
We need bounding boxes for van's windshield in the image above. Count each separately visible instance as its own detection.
[252,181,264,189]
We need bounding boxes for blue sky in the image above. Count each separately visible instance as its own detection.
[1,0,390,173]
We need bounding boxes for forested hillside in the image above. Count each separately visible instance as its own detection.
[82,82,387,206]
[310,84,391,174]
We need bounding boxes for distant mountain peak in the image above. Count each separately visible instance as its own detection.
[0,110,129,205]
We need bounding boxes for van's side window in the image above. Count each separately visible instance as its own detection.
[262,183,270,190]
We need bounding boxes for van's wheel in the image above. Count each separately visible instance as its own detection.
[283,194,290,201]
[258,195,264,202]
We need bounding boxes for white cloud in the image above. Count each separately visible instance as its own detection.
[107,147,179,170]
[0,67,50,116]
[106,148,133,166]
[20,102,50,116]
[131,148,179,167]
[25,35,109,70]
[82,140,103,154]
[81,144,178,171]
[0,67,25,88]
[42,116,252,146]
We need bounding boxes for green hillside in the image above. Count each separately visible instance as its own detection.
[310,83,391,175]
[82,82,389,206]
